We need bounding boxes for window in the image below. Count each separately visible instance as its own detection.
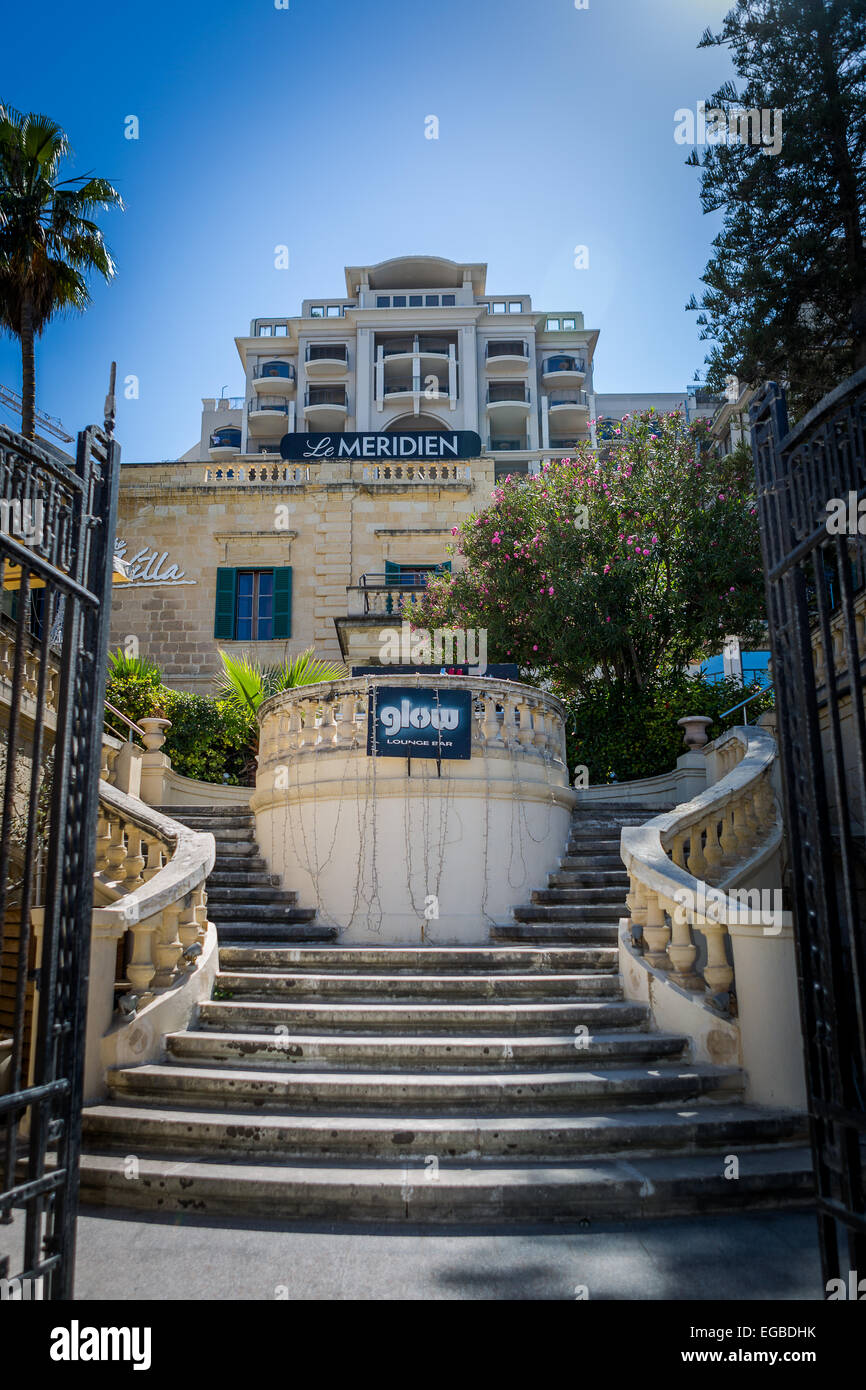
[310,306,324,318]
[214,567,292,641]
[393,295,406,307]
[327,305,342,317]
[441,294,456,307]
[492,302,506,314]
[377,296,390,308]
[384,560,451,587]
[546,318,560,331]
[258,324,273,336]
[562,317,577,330]
[425,294,439,306]
[274,324,287,336]
[409,295,423,307]
[509,301,522,313]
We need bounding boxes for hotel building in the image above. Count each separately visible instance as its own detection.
[108,254,719,690]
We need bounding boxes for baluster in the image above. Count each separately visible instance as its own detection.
[123,826,146,893]
[701,922,734,995]
[668,898,701,988]
[152,902,183,988]
[481,693,502,748]
[141,838,164,883]
[515,695,534,752]
[193,883,209,940]
[730,798,752,859]
[178,892,200,955]
[126,919,157,994]
[104,746,120,787]
[298,698,318,750]
[94,808,112,876]
[642,892,671,969]
[625,877,648,946]
[105,815,128,886]
[669,832,688,869]
[335,692,357,747]
[702,816,724,881]
[686,821,708,878]
[320,698,337,747]
[719,802,740,865]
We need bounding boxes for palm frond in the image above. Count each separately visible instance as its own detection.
[275,648,347,688]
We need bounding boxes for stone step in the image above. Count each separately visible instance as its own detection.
[206,886,298,905]
[199,998,649,1034]
[560,855,624,870]
[164,1028,686,1071]
[514,904,624,923]
[157,805,251,818]
[490,923,619,944]
[199,826,258,843]
[208,904,318,923]
[171,818,255,832]
[217,945,618,974]
[549,871,629,888]
[106,1060,743,1112]
[207,872,282,889]
[214,969,622,1000]
[82,1102,806,1163]
[77,1146,814,1222]
[531,888,627,906]
[212,846,263,863]
[568,836,622,850]
[213,924,338,944]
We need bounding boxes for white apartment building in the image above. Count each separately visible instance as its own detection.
[184,254,599,478]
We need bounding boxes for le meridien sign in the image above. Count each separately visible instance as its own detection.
[280,431,482,462]
[367,687,473,761]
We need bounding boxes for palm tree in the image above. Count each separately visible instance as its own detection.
[0,106,123,439]
[216,647,347,720]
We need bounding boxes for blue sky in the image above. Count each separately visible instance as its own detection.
[1,0,737,460]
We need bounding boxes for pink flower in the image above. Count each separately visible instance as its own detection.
[642,548,650,556]
[548,586,554,596]
[532,644,538,651]
[603,564,610,574]
[605,616,611,623]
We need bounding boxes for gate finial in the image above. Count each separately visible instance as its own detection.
[104,362,117,437]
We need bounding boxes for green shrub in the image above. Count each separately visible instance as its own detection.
[562,674,775,785]
[105,675,257,786]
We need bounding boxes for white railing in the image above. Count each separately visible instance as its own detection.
[203,462,311,484]
[620,724,779,998]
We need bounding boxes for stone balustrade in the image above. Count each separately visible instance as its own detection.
[0,622,60,718]
[202,462,311,485]
[257,674,568,771]
[345,585,424,619]
[360,463,470,484]
[811,589,866,690]
[620,724,779,1002]
[92,781,215,1001]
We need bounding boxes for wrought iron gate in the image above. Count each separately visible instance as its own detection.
[0,416,120,1299]
[751,368,866,1290]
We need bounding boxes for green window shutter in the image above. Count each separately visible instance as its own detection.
[214,568,237,640]
[384,560,400,582]
[273,567,293,639]
[437,561,452,574]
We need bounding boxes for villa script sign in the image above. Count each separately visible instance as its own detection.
[114,540,196,587]
[367,687,473,761]
[280,430,482,462]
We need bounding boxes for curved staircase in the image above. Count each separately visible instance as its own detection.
[79,804,813,1222]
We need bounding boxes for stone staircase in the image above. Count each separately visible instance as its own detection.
[79,803,813,1221]
[157,806,337,945]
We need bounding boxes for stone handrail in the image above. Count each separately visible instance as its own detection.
[360,463,470,484]
[620,725,780,1002]
[257,673,569,772]
[93,780,215,997]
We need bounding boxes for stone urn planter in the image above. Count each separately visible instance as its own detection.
[139,717,172,752]
[677,714,713,751]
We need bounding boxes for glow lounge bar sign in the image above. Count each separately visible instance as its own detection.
[280,431,482,461]
[367,687,473,760]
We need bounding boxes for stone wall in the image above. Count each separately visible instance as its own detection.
[109,457,493,692]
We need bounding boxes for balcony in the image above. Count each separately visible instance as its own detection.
[305,386,349,425]
[347,573,429,619]
[486,383,531,426]
[247,399,290,437]
[305,344,349,377]
[379,336,454,362]
[252,361,296,395]
[208,427,242,460]
[547,389,589,418]
[380,373,451,402]
[542,355,587,385]
[486,437,529,453]
[485,341,530,372]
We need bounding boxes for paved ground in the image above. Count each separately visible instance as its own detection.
[61,1206,823,1300]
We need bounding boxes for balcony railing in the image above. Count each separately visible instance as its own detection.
[487,385,530,404]
[487,438,528,452]
[548,390,589,408]
[209,428,242,449]
[254,362,296,381]
[247,400,289,416]
[486,342,529,359]
[215,396,244,410]
[306,344,348,363]
[380,337,453,357]
[305,387,348,407]
[542,355,586,375]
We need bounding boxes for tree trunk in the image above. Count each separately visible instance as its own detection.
[20,291,36,441]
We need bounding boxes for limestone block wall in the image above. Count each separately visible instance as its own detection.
[109,458,493,691]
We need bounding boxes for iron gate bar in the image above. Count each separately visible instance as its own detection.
[750,366,866,1289]
[0,416,120,1298]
